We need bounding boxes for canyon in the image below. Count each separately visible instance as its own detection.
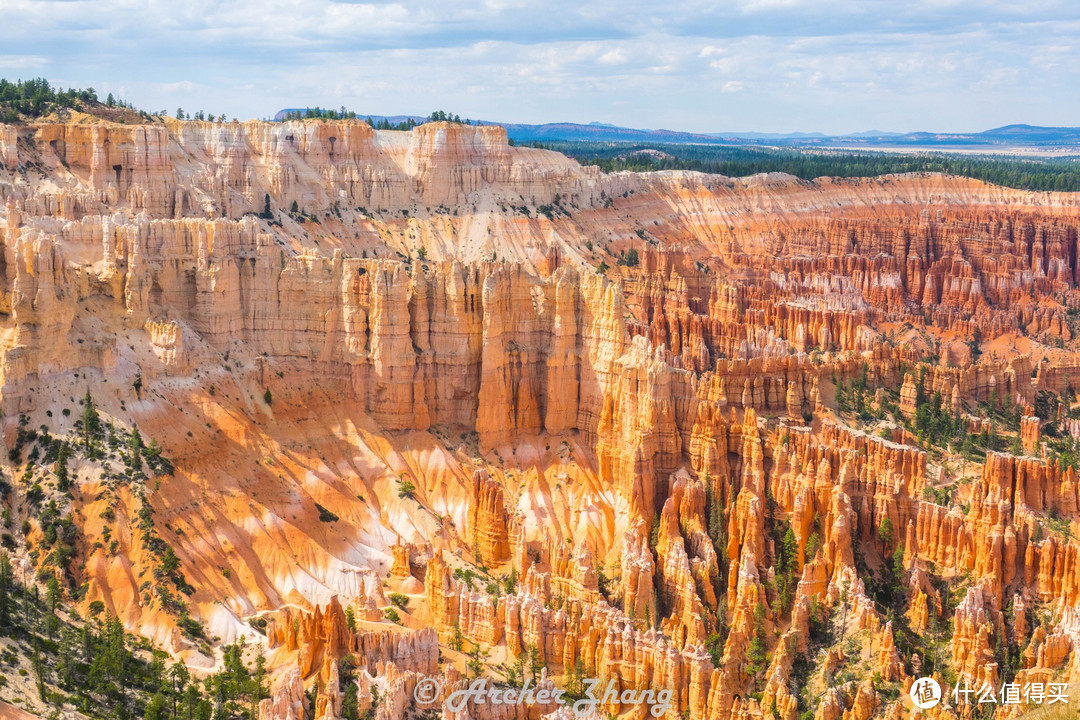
[1,118,1080,720]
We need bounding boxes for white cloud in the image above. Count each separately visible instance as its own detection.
[2,0,1079,133]
[0,55,46,69]
[598,49,627,66]
[160,80,198,93]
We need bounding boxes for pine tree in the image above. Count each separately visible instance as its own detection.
[45,574,61,638]
[146,692,167,720]
[877,516,894,553]
[82,389,101,448]
[775,523,798,612]
[56,441,71,490]
[745,601,768,683]
[450,621,463,651]
[0,551,11,627]
[528,643,543,681]
[466,643,487,679]
[341,680,360,720]
[128,427,145,472]
[170,662,190,718]
[330,601,348,632]
[32,639,46,700]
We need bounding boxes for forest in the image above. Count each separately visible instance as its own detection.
[540,141,1080,192]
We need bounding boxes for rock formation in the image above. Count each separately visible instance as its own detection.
[3,117,1080,720]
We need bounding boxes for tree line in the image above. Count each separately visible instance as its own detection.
[543,141,1080,193]
[277,108,477,129]
[0,77,149,123]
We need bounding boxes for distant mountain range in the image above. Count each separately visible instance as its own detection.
[274,110,1080,149]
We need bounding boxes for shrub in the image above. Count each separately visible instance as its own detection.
[316,503,339,523]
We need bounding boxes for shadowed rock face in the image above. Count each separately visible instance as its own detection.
[4,119,1080,720]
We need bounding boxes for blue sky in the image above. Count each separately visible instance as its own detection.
[3,0,1079,133]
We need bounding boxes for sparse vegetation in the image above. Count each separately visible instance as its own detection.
[397,477,416,499]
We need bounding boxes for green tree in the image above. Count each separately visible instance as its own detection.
[527,643,543,682]
[775,523,799,613]
[450,621,464,651]
[745,601,768,684]
[836,379,848,412]
[170,662,191,718]
[877,516,894,553]
[146,692,167,720]
[81,390,101,448]
[0,551,11,627]
[564,657,587,699]
[341,680,360,720]
[968,327,983,363]
[345,605,356,633]
[161,546,181,575]
[705,630,726,667]
[466,643,488,679]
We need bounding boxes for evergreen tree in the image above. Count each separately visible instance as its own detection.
[527,643,542,681]
[745,601,768,683]
[774,522,798,612]
[82,390,102,449]
[345,604,356,632]
[877,516,894,553]
[145,692,167,720]
[0,550,11,627]
[341,680,360,720]
[46,574,61,638]
[836,379,848,411]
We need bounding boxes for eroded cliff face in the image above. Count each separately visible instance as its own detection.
[4,119,1080,720]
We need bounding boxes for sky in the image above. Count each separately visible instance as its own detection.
[2,0,1079,134]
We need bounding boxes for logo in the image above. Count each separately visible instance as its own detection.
[911,677,942,709]
[412,676,673,717]
[414,678,442,705]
